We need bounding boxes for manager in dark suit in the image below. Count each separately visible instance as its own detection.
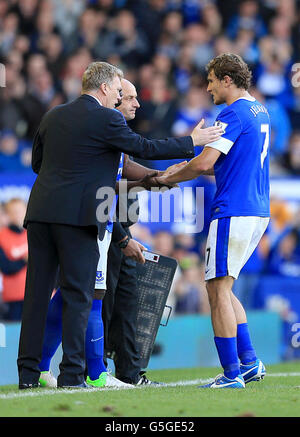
[17,61,223,389]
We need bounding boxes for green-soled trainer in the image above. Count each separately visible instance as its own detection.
[86,371,107,388]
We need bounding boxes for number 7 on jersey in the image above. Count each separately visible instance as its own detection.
[260,123,269,169]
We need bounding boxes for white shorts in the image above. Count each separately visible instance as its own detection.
[205,216,269,281]
[95,230,112,290]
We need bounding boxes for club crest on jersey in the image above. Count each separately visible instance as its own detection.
[95,271,104,283]
[214,120,227,133]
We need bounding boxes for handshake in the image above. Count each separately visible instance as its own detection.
[140,118,223,190]
[140,161,188,190]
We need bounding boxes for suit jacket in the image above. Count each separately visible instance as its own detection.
[24,94,194,240]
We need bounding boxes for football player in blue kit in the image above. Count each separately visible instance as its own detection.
[156,53,270,389]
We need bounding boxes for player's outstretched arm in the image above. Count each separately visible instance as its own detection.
[155,147,221,184]
[122,156,187,182]
[116,161,188,193]
[122,155,165,180]
[116,171,178,193]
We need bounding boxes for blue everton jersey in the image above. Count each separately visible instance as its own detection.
[106,152,124,232]
[206,97,270,221]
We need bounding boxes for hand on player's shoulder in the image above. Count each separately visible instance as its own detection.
[191,118,224,146]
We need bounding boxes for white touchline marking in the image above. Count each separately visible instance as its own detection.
[0,373,300,400]
[0,386,136,400]
[0,379,211,400]
[163,378,212,387]
[266,373,300,377]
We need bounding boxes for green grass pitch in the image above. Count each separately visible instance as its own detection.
[0,362,300,417]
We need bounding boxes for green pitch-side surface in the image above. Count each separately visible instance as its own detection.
[0,363,300,417]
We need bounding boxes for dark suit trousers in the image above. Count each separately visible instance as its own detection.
[103,228,141,384]
[17,222,99,386]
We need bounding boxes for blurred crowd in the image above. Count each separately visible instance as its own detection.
[0,0,300,173]
[0,0,300,333]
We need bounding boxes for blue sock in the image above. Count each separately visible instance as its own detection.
[214,336,240,379]
[39,288,63,372]
[85,299,107,380]
[237,323,257,365]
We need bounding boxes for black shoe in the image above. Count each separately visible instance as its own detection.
[19,382,40,390]
[57,381,89,389]
[136,371,166,386]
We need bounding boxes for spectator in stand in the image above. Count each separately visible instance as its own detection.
[60,48,93,102]
[233,28,260,67]
[5,49,24,77]
[255,52,293,111]
[0,65,24,134]
[289,81,300,131]
[180,0,203,26]
[254,14,294,110]
[94,9,150,68]
[0,198,28,321]
[30,3,60,54]
[276,0,297,24]
[129,222,154,251]
[213,34,234,56]
[129,0,167,57]
[268,197,294,246]
[134,73,177,140]
[0,130,25,173]
[226,0,267,40]
[174,256,209,314]
[0,68,47,140]
[171,230,196,264]
[66,6,107,56]
[0,203,8,229]
[270,12,294,47]
[266,228,300,277]
[182,23,214,72]
[284,131,300,175]
[156,11,183,60]
[151,53,174,86]
[172,86,218,137]
[93,0,125,18]
[152,229,174,258]
[0,0,9,22]
[0,202,8,320]
[42,33,65,79]
[51,0,85,40]
[10,0,38,37]
[201,2,223,38]
[12,33,30,59]
[292,3,300,60]
[0,11,19,57]
[173,43,196,94]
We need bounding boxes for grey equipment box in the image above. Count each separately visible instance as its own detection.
[135,251,178,369]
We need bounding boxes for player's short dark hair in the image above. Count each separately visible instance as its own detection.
[206,53,252,90]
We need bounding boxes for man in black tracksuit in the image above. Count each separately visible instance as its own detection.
[101,79,157,385]
[102,77,222,385]
[102,80,172,385]
[103,195,146,384]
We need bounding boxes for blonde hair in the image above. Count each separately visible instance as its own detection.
[82,61,123,92]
